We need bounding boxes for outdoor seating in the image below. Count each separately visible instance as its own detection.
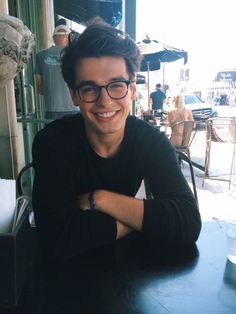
[170,120,196,160]
[17,162,34,197]
[142,112,157,126]
[203,117,236,189]
[175,150,198,204]
[151,109,167,122]
[16,162,35,227]
[144,150,198,204]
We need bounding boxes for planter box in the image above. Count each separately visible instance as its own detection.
[0,211,30,307]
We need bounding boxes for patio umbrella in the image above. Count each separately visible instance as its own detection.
[137,36,188,112]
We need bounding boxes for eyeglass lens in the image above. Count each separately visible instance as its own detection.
[78,81,129,102]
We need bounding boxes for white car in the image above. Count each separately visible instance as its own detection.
[183,95,218,121]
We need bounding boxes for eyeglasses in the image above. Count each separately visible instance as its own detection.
[75,80,133,103]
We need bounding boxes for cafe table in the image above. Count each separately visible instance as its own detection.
[2,220,236,314]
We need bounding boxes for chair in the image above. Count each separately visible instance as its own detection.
[17,162,34,196]
[142,112,157,126]
[144,151,198,205]
[169,121,198,203]
[175,150,198,205]
[151,109,167,122]
[170,120,196,160]
[203,117,236,189]
[16,162,35,227]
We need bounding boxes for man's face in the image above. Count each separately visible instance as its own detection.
[53,33,68,46]
[70,57,136,138]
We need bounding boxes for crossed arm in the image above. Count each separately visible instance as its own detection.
[33,127,201,261]
[78,190,144,239]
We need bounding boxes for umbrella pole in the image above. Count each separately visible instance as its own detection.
[147,61,150,114]
[162,62,165,87]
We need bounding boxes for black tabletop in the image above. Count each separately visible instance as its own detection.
[2,221,236,314]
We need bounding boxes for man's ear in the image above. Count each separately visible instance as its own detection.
[69,88,80,107]
[130,82,137,101]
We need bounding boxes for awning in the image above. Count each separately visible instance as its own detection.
[54,0,122,27]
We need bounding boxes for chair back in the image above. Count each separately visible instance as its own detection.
[203,117,236,189]
[206,117,236,144]
[16,162,35,227]
[170,120,195,148]
[17,162,34,196]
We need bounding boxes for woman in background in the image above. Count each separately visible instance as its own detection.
[167,94,194,146]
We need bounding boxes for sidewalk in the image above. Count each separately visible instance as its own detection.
[184,127,236,222]
[136,129,236,222]
[182,163,236,222]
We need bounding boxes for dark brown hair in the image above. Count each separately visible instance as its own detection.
[61,19,141,89]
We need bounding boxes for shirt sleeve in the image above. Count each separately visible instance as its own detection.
[141,132,201,245]
[32,129,117,261]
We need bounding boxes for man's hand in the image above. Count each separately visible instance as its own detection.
[77,191,138,240]
[78,190,144,232]
[116,221,133,239]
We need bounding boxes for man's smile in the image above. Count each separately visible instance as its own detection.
[94,110,120,119]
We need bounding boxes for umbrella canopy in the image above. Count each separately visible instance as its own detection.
[137,37,188,112]
[138,37,188,71]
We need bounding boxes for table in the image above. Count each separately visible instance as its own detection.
[3,221,236,314]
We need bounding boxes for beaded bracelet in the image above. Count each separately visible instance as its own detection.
[89,191,96,210]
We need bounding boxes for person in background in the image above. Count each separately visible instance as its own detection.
[34,25,79,120]
[150,83,166,112]
[219,95,227,106]
[167,94,194,146]
[32,19,201,261]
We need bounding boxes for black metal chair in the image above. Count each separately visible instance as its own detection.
[16,162,35,227]
[17,162,34,196]
[151,109,167,122]
[176,150,198,205]
[144,150,198,205]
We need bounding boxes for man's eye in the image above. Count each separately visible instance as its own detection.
[81,86,97,93]
[110,82,125,89]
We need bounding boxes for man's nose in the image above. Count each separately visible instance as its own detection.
[97,87,112,104]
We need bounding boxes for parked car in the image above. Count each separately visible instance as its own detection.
[183,94,218,121]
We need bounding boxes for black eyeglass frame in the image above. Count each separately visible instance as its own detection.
[74,80,134,103]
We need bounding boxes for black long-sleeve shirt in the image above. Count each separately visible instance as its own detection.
[32,113,201,260]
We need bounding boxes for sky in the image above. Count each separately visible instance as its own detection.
[136,0,236,90]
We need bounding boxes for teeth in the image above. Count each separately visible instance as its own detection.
[97,111,116,118]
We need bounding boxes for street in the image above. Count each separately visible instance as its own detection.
[215,104,236,118]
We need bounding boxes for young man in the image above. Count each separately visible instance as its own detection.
[32,21,201,261]
[34,25,79,120]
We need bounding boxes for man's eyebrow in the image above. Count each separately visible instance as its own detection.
[110,76,128,81]
[77,80,96,86]
[77,77,129,86]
